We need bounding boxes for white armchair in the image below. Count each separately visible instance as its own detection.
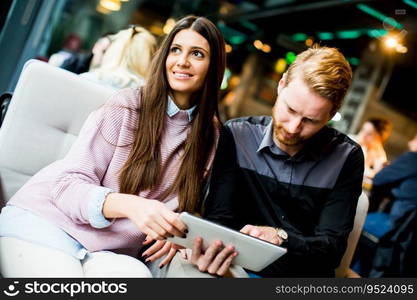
[335,192,369,277]
[0,60,114,201]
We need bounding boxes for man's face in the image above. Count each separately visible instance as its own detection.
[272,74,334,151]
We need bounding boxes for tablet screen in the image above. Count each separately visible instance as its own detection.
[167,212,287,272]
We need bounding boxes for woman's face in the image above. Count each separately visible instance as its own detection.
[90,37,111,69]
[359,122,380,146]
[165,29,210,106]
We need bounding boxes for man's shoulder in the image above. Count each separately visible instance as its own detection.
[324,126,362,151]
[325,126,363,159]
[224,116,271,135]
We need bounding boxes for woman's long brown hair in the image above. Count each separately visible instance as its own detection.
[118,16,226,213]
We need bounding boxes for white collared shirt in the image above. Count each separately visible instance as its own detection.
[166,96,196,122]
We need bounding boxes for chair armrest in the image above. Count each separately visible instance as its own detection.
[0,92,13,128]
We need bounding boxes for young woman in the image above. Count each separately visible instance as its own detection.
[0,16,226,277]
[353,117,392,186]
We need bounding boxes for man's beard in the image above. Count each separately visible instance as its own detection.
[273,122,304,146]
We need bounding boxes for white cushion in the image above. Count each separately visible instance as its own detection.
[0,60,115,201]
[335,192,369,277]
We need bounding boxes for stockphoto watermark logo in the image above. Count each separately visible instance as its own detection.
[3,281,20,297]
[2,280,127,297]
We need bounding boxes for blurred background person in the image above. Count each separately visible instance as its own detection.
[48,32,112,75]
[368,133,417,221]
[48,33,83,70]
[88,35,112,71]
[80,26,157,89]
[60,33,113,74]
[352,117,392,187]
[352,133,417,277]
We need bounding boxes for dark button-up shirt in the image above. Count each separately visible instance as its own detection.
[204,116,364,277]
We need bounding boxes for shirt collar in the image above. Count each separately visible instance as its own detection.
[166,96,196,122]
[256,120,288,156]
[257,120,274,152]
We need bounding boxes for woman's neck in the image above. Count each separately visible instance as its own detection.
[170,92,193,110]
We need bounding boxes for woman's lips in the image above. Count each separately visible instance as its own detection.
[173,71,193,79]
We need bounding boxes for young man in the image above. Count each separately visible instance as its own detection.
[196,45,365,277]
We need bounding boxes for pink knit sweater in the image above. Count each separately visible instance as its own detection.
[8,88,216,257]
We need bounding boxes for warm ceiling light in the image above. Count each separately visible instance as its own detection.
[163,18,176,35]
[230,76,240,86]
[253,40,263,49]
[275,58,287,74]
[220,6,229,15]
[225,44,233,53]
[262,44,271,53]
[100,0,121,12]
[396,44,408,53]
[96,4,112,14]
[305,38,313,47]
[149,25,164,36]
[384,36,399,48]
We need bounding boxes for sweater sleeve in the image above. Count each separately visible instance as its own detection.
[50,89,138,228]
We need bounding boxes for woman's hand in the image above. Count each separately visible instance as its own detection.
[103,193,187,240]
[126,198,187,240]
[141,236,184,268]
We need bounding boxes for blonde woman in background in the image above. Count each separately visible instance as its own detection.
[80,26,157,89]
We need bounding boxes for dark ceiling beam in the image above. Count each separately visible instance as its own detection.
[222,0,380,22]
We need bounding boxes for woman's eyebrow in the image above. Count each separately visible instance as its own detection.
[171,43,209,54]
[190,46,209,54]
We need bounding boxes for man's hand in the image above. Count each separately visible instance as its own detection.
[240,225,283,245]
[190,237,238,276]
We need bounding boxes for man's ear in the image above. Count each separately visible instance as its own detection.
[277,73,287,94]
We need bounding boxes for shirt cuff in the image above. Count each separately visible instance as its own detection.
[87,187,115,229]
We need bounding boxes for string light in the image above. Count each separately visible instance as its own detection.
[253,40,263,49]
[262,44,271,53]
[99,0,121,11]
[163,18,176,35]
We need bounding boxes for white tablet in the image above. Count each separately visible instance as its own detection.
[167,212,287,272]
